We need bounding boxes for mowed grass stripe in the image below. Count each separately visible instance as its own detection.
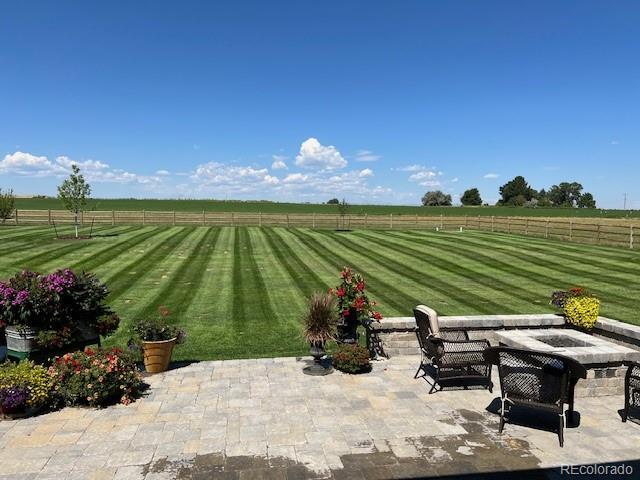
[317,230,518,315]
[105,227,195,302]
[354,230,546,308]
[11,226,139,268]
[464,230,640,277]
[400,230,638,318]
[289,229,417,315]
[261,227,327,298]
[170,228,237,361]
[422,230,638,294]
[62,227,170,272]
[231,227,277,336]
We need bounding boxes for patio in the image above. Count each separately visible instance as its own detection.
[1,355,638,479]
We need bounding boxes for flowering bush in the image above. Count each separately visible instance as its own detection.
[0,269,119,349]
[551,287,600,330]
[332,344,372,374]
[329,267,382,325]
[0,360,52,408]
[48,347,144,407]
[130,306,187,344]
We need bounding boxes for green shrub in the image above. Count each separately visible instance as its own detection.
[332,344,371,374]
[0,360,52,408]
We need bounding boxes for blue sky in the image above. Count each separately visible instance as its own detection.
[1,1,638,208]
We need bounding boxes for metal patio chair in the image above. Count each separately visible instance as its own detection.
[413,305,492,393]
[623,361,640,423]
[484,346,587,447]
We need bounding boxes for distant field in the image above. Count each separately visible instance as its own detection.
[2,225,638,360]
[14,197,640,218]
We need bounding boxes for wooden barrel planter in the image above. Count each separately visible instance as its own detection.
[142,338,176,373]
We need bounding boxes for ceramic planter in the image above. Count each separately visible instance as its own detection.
[142,338,176,373]
[337,308,359,344]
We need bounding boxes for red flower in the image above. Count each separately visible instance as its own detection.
[342,309,350,318]
[356,281,365,291]
[373,312,382,321]
[354,297,366,311]
[336,287,346,298]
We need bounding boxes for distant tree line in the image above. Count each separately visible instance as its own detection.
[421,175,597,208]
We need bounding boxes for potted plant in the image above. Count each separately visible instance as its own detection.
[551,287,601,331]
[0,385,30,418]
[329,267,382,344]
[0,269,120,358]
[0,360,52,418]
[332,344,372,374]
[130,306,186,374]
[302,292,337,376]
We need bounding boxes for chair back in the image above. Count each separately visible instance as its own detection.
[413,306,443,360]
[484,346,586,406]
[414,305,440,336]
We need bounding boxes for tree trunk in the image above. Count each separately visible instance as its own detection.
[75,213,79,238]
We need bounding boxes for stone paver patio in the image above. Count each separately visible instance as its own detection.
[1,355,639,479]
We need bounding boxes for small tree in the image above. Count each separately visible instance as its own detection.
[421,190,452,206]
[0,188,16,223]
[336,198,349,230]
[460,188,482,206]
[57,165,91,238]
[326,198,340,204]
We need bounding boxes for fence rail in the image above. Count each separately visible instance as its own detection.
[2,209,638,249]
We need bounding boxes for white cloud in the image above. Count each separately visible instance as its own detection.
[295,137,347,170]
[610,140,619,145]
[483,173,499,179]
[359,168,373,178]
[282,173,308,183]
[0,151,159,185]
[263,175,280,185]
[156,170,170,176]
[355,150,381,162]
[451,177,459,183]
[271,155,288,170]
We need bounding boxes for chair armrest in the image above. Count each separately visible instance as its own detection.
[440,330,470,341]
[441,339,491,352]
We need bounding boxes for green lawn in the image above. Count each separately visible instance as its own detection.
[1,225,638,360]
[14,197,640,218]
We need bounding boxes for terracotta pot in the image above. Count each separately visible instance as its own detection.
[142,338,176,373]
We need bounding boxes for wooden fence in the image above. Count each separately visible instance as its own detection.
[3,209,638,249]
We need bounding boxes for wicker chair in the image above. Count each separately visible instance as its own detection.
[413,305,492,393]
[484,346,587,447]
[623,361,640,423]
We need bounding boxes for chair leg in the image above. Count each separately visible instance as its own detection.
[498,396,506,434]
[414,363,423,379]
[623,388,629,423]
[558,413,565,447]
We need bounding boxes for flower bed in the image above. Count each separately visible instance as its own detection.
[48,347,144,407]
[0,269,119,351]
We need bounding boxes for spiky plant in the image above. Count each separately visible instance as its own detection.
[303,292,337,345]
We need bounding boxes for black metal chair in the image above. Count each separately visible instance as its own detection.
[483,346,587,447]
[413,305,492,393]
[623,361,640,423]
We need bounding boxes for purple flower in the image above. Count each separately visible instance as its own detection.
[0,386,30,411]
[11,290,29,306]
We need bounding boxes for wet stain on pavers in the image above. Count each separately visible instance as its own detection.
[140,431,544,479]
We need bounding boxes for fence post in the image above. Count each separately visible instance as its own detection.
[313,213,316,229]
[491,216,495,232]
[545,219,549,239]
[631,225,634,249]
[440,214,444,230]
[80,211,84,226]
[48,209,51,225]
[597,224,601,244]
[569,220,573,240]
[507,217,511,234]
[15,209,18,225]
[525,218,529,235]
[173,211,176,226]
[142,210,145,226]
[465,215,468,228]
[231,212,234,227]
[477,215,480,230]
[390,214,393,229]
[287,214,290,228]
[112,210,115,226]
[259,212,262,227]
[202,210,206,226]
[365,213,368,229]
